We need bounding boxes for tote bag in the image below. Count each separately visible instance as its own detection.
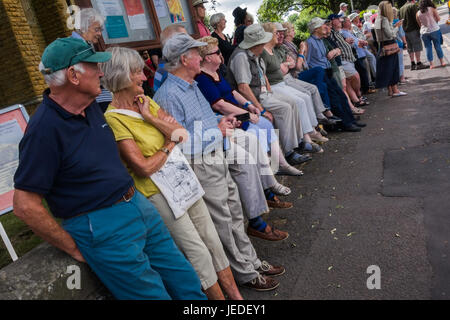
[105,108,204,219]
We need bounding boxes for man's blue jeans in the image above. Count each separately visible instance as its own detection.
[421,30,444,62]
[63,190,206,300]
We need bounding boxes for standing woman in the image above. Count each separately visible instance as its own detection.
[210,13,235,65]
[416,0,446,69]
[374,1,407,97]
[232,7,248,46]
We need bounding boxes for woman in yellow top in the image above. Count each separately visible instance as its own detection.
[102,46,242,300]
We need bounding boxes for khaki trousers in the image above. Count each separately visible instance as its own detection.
[148,194,229,290]
[259,91,303,154]
[192,150,262,284]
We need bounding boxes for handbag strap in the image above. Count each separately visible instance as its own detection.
[105,108,144,120]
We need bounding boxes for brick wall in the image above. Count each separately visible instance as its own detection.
[0,0,71,113]
[0,0,39,109]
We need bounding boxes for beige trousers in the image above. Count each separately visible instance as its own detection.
[192,150,262,284]
[259,91,303,154]
[148,193,229,290]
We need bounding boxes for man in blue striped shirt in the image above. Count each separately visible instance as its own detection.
[154,32,287,292]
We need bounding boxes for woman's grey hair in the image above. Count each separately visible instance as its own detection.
[210,13,225,29]
[100,47,145,93]
[39,61,85,86]
[78,8,105,33]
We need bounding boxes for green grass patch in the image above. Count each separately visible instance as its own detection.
[0,200,56,269]
[0,211,43,269]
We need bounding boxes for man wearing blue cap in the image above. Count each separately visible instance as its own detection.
[13,37,206,300]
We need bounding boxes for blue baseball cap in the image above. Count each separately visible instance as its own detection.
[327,14,343,21]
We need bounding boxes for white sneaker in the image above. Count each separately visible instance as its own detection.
[392,91,407,97]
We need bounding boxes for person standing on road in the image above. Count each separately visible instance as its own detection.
[339,3,349,17]
[375,1,407,97]
[416,0,447,68]
[400,0,430,70]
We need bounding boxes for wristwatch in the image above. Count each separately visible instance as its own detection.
[160,147,170,155]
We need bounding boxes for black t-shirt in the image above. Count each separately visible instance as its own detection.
[14,90,133,219]
[212,32,236,65]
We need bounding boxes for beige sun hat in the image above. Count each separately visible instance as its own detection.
[348,13,360,22]
[192,0,208,7]
[239,24,274,50]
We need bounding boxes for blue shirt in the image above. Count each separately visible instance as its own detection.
[153,73,224,156]
[340,29,366,58]
[153,62,168,92]
[195,71,239,107]
[14,90,133,219]
[306,35,331,69]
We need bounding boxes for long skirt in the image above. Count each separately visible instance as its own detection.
[375,51,399,88]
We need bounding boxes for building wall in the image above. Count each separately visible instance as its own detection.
[0,0,71,114]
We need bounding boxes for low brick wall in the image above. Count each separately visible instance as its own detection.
[0,243,111,300]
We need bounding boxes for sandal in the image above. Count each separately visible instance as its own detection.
[276,165,304,176]
[352,107,365,115]
[354,100,369,107]
[297,141,324,154]
[271,182,291,196]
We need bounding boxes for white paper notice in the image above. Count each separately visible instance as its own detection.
[128,13,148,29]
[97,0,123,16]
[0,120,22,196]
[150,146,204,219]
[153,0,168,18]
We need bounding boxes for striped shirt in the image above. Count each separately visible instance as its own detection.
[340,29,366,58]
[153,73,225,156]
[330,29,356,63]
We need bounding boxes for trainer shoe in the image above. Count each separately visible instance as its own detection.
[257,260,286,277]
[242,274,280,291]
[416,62,429,70]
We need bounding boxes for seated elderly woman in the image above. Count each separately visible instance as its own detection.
[210,13,235,65]
[261,22,327,154]
[101,46,243,300]
[281,21,335,127]
[195,36,303,177]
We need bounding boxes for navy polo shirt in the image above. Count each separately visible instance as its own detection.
[14,90,133,219]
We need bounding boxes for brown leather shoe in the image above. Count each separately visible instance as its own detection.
[247,225,289,241]
[267,195,293,209]
[257,260,286,277]
[242,274,279,291]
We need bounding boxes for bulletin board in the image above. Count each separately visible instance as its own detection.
[92,0,157,44]
[0,104,29,216]
[77,0,199,50]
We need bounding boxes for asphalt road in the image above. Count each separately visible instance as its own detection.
[242,6,450,300]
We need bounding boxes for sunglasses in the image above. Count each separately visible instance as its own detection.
[206,48,221,56]
[68,46,96,68]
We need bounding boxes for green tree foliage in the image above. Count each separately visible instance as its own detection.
[257,0,386,22]
[287,6,332,42]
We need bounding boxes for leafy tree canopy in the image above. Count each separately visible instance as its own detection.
[257,0,392,22]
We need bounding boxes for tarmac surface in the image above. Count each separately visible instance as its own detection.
[241,5,450,300]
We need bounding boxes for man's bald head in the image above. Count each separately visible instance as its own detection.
[161,24,188,46]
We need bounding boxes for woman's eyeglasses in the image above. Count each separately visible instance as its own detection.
[206,49,221,56]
